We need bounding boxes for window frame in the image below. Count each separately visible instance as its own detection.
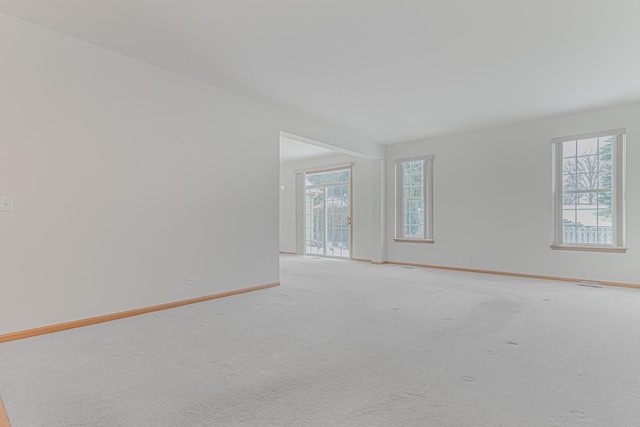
[394,155,434,243]
[551,128,626,253]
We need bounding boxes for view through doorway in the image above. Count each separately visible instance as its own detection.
[305,167,352,259]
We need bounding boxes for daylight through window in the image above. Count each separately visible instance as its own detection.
[395,156,434,242]
[552,129,626,251]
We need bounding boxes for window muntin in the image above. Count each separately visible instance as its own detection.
[395,156,434,242]
[553,129,625,250]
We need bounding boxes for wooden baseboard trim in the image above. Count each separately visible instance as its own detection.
[0,282,280,344]
[382,261,640,290]
[0,399,10,427]
[279,251,296,255]
[352,258,372,263]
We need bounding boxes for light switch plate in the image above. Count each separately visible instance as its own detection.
[0,197,13,212]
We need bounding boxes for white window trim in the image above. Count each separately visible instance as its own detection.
[394,155,434,243]
[551,129,627,253]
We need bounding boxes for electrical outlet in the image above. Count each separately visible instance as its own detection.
[185,277,197,285]
[452,254,460,260]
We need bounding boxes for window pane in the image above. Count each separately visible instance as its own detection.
[563,174,578,192]
[597,138,612,192]
[410,173,422,186]
[405,162,414,173]
[575,192,597,205]
[410,185,423,198]
[574,172,598,192]
[410,161,421,173]
[562,209,576,224]
[576,154,597,164]
[597,191,613,224]
[563,157,577,175]
[597,172,611,190]
[306,169,351,186]
[574,208,598,227]
[599,136,614,150]
[563,141,577,158]
[577,138,598,155]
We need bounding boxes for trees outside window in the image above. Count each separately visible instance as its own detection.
[394,156,434,242]
[552,129,626,251]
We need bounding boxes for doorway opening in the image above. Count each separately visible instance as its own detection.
[304,167,352,259]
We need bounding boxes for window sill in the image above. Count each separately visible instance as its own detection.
[550,245,627,253]
[394,238,435,244]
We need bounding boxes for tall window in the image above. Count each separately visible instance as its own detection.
[552,129,626,252]
[395,156,434,242]
[304,168,352,259]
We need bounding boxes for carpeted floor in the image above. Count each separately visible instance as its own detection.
[1,255,640,426]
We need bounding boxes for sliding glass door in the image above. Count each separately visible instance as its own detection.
[305,168,351,259]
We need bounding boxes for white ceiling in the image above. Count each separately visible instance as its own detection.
[280,137,337,164]
[2,1,640,144]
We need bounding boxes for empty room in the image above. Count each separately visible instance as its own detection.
[1,1,639,426]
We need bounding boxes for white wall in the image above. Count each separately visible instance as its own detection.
[0,14,380,335]
[280,154,373,260]
[386,102,639,285]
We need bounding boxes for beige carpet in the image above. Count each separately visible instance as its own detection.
[1,255,640,426]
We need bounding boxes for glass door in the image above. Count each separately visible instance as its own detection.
[305,168,351,259]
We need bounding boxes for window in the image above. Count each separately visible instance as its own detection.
[395,156,434,242]
[552,129,626,252]
[304,168,352,259]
